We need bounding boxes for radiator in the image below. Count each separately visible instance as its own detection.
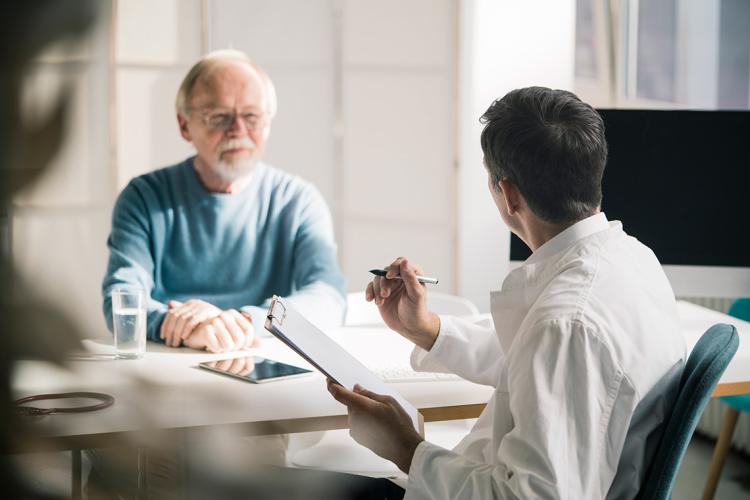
[680,296,750,454]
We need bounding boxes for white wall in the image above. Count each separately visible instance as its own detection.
[12,2,113,339]
[208,0,337,204]
[207,0,457,295]
[115,0,202,187]
[339,0,456,294]
[457,0,576,311]
[11,0,580,338]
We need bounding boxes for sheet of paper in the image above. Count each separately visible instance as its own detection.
[265,297,420,431]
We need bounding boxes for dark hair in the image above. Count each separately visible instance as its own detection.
[480,86,607,224]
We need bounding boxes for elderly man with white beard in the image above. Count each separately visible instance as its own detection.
[102,49,346,352]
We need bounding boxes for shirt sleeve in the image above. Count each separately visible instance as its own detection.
[410,315,504,387]
[405,318,626,500]
[274,185,346,330]
[101,181,167,342]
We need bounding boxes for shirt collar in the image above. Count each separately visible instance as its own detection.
[526,212,610,265]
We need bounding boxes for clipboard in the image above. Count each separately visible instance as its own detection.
[265,295,423,434]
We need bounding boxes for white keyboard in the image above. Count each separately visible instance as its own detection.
[368,362,462,383]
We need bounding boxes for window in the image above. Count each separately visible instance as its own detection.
[575,0,750,110]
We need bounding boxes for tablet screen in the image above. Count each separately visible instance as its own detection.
[199,356,312,383]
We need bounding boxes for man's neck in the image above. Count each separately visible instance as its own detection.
[526,221,573,251]
[192,157,253,194]
[523,212,599,251]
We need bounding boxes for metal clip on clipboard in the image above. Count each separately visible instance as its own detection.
[266,295,336,385]
[264,295,423,434]
[268,296,287,324]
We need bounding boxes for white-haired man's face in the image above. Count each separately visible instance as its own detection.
[178,61,271,184]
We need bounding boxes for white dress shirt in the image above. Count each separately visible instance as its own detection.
[405,213,686,500]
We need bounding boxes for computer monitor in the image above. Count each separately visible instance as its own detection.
[510,109,750,297]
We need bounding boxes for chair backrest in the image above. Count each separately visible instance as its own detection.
[344,291,480,326]
[427,292,480,317]
[722,299,750,412]
[636,323,739,500]
[728,298,750,322]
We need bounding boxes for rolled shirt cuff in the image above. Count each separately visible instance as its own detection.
[404,440,447,500]
[410,314,452,373]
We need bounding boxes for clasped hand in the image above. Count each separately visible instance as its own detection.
[160,299,259,352]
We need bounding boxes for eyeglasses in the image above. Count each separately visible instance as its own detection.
[191,108,267,132]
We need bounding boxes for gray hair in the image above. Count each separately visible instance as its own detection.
[175,49,277,118]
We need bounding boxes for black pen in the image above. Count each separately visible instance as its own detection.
[369,269,439,285]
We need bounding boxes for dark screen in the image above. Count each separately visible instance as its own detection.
[200,356,312,382]
[510,109,750,266]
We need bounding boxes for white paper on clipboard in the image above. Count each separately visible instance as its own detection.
[264,295,421,432]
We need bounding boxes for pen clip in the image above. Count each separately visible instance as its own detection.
[267,295,287,325]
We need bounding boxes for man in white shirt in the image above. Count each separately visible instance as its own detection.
[328,86,687,499]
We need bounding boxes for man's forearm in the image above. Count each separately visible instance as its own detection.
[404,313,441,351]
[395,434,424,473]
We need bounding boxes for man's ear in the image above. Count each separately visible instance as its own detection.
[177,113,192,142]
[498,179,522,216]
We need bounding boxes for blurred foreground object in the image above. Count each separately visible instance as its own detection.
[1,0,96,496]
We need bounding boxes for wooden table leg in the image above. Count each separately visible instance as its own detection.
[701,407,740,500]
[136,446,147,500]
[71,449,82,500]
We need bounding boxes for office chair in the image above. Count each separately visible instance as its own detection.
[344,291,480,327]
[701,299,750,500]
[637,323,739,500]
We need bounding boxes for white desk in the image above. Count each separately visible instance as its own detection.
[11,300,750,453]
[676,300,750,397]
[11,326,491,453]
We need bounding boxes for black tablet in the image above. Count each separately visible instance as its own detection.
[198,356,313,383]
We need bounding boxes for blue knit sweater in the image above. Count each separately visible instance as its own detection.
[102,157,346,341]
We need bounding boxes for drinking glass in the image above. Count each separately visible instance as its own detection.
[112,287,147,359]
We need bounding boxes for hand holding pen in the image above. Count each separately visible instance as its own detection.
[369,269,439,285]
[365,257,441,351]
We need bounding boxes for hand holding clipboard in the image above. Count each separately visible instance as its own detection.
[264,296,423,434]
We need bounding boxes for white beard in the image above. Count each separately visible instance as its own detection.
[211,136,258,182]
[212,156,256,182]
